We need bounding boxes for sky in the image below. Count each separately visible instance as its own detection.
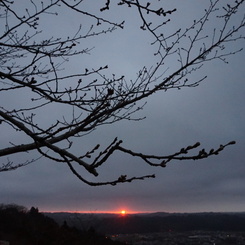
[0,1,245,214]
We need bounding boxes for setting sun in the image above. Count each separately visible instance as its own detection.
[120,210,126,215]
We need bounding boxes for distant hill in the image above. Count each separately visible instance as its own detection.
[0,204,124,245]
[44,211,245,234]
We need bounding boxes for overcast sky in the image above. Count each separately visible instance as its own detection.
[1,1,245,213]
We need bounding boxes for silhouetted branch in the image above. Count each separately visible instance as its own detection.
[116,141,236,167]
[0,156,42,172]
[0,0,244,185]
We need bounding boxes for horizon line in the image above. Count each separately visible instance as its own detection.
[40,209,245,214]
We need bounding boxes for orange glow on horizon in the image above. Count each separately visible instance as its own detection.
[40,208,156,214]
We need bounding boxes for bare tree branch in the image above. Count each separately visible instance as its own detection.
[0,0,244,185]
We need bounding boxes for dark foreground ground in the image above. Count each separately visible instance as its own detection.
[0,204,124,245]
[46,211,245,234]
[1,204,245,245]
